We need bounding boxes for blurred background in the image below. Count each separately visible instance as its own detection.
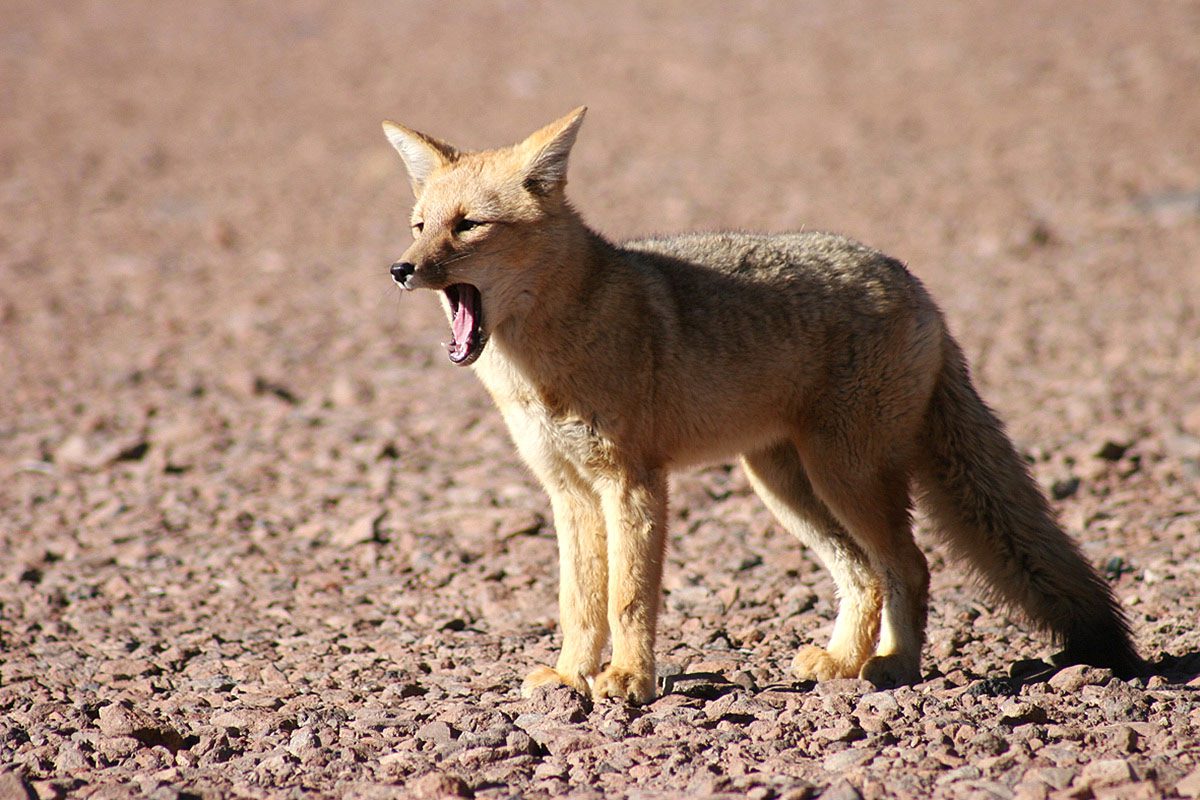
[3,1,1197,420]
[1,1,1199,793]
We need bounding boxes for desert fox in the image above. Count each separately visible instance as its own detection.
[381,107,1141,703]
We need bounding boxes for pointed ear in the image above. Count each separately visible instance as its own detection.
[381,120,458,195]
[519,106,586,195]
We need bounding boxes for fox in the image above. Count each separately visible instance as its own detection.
[380,107,1142,703]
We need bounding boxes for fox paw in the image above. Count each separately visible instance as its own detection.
[593,666,655,704]
[521,666,591,698]
[791,645,858,682]
[859,654,920,688]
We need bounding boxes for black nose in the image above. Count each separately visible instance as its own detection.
[390,261,415,286]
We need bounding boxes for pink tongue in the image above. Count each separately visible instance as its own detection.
[452,292,475,347]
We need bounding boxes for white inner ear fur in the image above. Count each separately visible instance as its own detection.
[382,122,447,189]
[524,109,586,188]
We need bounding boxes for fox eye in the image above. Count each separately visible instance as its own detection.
[412,221,424,233]
[454,218,484,234]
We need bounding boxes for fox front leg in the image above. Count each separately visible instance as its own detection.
[521,485,609,698]
[592,469,668,704]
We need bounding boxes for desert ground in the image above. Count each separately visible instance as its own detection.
[2,1,1199,798]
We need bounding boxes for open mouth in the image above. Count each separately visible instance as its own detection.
[444,283,485,366]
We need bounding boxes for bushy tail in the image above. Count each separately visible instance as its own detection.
[916,335,1142,677]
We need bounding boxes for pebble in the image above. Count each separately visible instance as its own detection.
[331,511,384,548]
[815,719,865,742]
[823,747,876,771]
[1177,766,1200,798]
[818,780,864,800]
[0,771,35,800]
[410,772,472,799]
[416,720,456,745]
[937,765,982,785]
[1047,665,1112,693]
[97,703,157,738]
[1079,758,1134,787]
[999,701,1049,727]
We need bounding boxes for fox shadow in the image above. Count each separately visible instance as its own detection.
[657,650,1200,701]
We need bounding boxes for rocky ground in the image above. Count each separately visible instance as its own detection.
[2,1,1200,798]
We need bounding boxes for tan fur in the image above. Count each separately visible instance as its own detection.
[381,108,1141,703]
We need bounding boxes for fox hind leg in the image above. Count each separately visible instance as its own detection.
[799,443,929,688]
[742,443,882,681]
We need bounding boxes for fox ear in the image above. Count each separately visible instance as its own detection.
[519,106,586,195]
[381,120,458,195]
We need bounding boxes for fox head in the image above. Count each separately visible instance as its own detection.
[382,107,587,366]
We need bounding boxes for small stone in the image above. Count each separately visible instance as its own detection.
[858,691,901,716]
[747,718,784,741]
[1079,758,1134,786]
[209,709,266,732]
[969,731,1010,757]
[815,718,865,742]
[331,511,383,548]
[504,730,537,757]
[97,702,157,738]
[1107,725,1138,753]
[0,772,35,800]
[818,780,863,800]
[663,673,735,700]
[999,701,1049,726]
[415,720,455,745]
[97,735,140,761]
[53,742,89,773]
[856,712,889,734]
[730,670,758,691]
[521,723,604,756]
[936,765,982,785]
[977,753,1017,772]
[329,375,360,407]
[1093,783,1161,800]
[286,726,321,759]
[521,683,591,722]
[54,435,92,468]
[823,747,876,771]
[1047,665,1111,693]
[1095,440,1129,462]
[1177,766,1200,798]
[410,771,471,798]
[1023,767,1076,790]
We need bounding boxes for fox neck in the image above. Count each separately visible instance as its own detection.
[479,210,624,389]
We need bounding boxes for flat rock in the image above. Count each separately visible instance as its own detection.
[999,700,1049,726]
[1079,758,1135,787]
[1177,766,1200,798]
[1047,665,1112,693]
[823,747,876,772]
[0,772,35,800]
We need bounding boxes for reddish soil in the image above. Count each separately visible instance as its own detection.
[2,2,1199,798]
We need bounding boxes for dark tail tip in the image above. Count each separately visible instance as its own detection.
[1057,622,1146,680]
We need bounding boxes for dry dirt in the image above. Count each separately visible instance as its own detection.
[3,2,1200,798]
